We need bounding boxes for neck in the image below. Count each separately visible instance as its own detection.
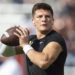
[36,29,52,39]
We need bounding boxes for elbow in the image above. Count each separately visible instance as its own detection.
[38,54,50,69]
[38,56,56,69]
[38,61,49,69]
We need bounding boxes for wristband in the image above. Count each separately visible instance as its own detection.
[23,45,33,54]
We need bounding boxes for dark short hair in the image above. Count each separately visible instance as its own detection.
[32,3,53,17]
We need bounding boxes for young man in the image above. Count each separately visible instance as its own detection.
[14,3,67,75]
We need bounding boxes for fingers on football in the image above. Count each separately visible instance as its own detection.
[14,27,22,37]
[14,32,20,38]
[23,28,29,36]
[14,26,29,37]
[19,26,25,35]
[18,26,29,36]
[17,28,23,35]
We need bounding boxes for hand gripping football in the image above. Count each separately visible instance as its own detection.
[1,26,19,46]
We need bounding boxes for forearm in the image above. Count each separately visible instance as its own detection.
[26,49,49,69]
[23,42,62,69]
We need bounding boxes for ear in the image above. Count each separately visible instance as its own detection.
[32,18,34,23]
[32,18,35,25]
[33,21,34,24]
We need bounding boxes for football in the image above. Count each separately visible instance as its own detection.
[1,26,19,46]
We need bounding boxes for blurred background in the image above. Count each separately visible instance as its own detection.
[0,0,75,75]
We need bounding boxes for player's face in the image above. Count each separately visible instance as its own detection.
[32,9,54,33]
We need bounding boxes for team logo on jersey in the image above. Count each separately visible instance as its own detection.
[29,41,33,45]
[39,41,44,44]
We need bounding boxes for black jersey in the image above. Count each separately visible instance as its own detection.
[26,30,67,75]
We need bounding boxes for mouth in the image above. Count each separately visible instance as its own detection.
[41,22,47,25]
[41,24,47,27]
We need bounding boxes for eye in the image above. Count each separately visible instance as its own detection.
[37,15,43,18]
[45,15,51,18]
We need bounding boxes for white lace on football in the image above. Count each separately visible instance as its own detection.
[3,32,9,38]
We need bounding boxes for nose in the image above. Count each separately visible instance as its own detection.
[42,16,47,22]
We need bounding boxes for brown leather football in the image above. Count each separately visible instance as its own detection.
[1,26,19,46]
